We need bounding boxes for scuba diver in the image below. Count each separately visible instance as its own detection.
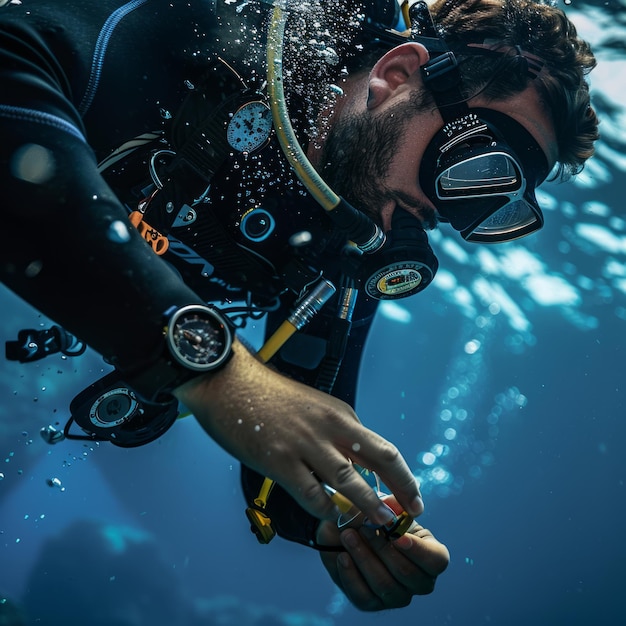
[0,0,597,611]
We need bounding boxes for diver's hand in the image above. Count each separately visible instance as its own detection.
[173,338,423,525]
[316,496,449,611]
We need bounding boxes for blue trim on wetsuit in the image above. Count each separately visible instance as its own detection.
[78,0,150,116]
[0,104,86,142]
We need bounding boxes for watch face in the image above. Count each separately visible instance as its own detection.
[226,101,272,153]
[168,305,233,372]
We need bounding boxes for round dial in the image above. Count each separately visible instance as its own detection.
[226,101,272,153]
[167,305,233,372]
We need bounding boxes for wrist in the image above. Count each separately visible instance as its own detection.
[171,336,241,401]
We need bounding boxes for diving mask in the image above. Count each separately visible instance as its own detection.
[420,107,550,243]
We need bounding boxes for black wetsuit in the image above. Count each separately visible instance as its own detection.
[0,0,397,547]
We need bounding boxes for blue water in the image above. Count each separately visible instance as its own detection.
[1,1,625,624]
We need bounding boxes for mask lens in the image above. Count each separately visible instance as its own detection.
[420,109,550,243]
[467,198,540,241]
[437,153,522,198]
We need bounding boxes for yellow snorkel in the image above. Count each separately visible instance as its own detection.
[266,0,386,254]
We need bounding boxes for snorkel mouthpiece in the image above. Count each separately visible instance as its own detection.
[358,209,438,300]
[330,198,386,253]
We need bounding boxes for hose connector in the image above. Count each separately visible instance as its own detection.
[288,278,337,330]
[330,198,386,254]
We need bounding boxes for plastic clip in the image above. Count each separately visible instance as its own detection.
[129,210,169,255]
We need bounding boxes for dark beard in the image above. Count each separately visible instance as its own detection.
[319,95,437,228]
[320,108,403,222]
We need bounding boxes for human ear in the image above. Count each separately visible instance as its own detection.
[367,42,430,109]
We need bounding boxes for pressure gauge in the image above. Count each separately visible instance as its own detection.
[124,305,234,403]
[166,305,233,372]
[226,101,272,153]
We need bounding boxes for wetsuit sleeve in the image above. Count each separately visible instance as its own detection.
[0,17,203,373]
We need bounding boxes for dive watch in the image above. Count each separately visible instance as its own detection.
[124,304,234,402]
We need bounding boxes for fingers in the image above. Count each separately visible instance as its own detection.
[337,530,413,610]
[316,455,403,526]
[331,526,449,611]
[283,466,341,521]
[281,439,422,526]
[282,459,400,524]
[395,526,451,579]
[336,431,424,521]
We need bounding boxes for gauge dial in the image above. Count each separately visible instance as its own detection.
[226,101,272,153]
[167,305,233,372]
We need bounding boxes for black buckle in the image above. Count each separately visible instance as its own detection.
[5,325,85,363]
[421,51,460,91]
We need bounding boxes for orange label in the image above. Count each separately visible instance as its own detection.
[128,211,169,255]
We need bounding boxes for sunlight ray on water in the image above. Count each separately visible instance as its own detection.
[407,1,626,495]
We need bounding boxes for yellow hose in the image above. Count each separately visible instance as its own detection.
[266,2,385,254]
[256,319,297,363]
[266,2,340,212]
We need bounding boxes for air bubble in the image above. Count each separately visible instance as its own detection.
[444,428,457,440]
[25,260,43,278]
[464,340,481,354]
[46,477,65,491]
[289,231,313,247]
[40,425,65,445]
[447,387,459,399]
[108,220,131,243]
[10,143,56,184]
[421,452,436,466]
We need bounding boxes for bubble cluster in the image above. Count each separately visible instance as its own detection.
[412,300,532,497]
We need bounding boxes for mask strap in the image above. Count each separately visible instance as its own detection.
[405,2,470,121]
[454,43,546,80]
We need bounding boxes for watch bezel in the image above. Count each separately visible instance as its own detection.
[166,304,233,372]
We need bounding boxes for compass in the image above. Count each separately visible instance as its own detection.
[226,100,272,153]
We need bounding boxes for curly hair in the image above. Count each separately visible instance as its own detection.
[428,0,599,179]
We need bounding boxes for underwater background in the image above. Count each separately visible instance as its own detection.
[1,1,624,624]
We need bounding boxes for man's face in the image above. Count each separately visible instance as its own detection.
[318,83,557,235]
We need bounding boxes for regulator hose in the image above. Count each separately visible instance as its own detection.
[266,1,386,254]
